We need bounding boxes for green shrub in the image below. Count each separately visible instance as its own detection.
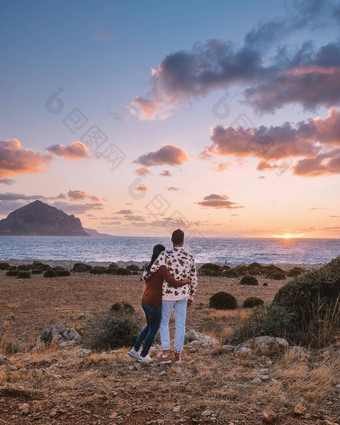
[247,262,264,275]
[17,271,31,279]
[5,341,20,355]
[273,257,340,347]
[263,282,268,287]
[209,292,238,310]
[0,262,10,270]
[229,304,294,344]
[32,261,51,271]
[82,308,141,351]
[9,266,17,271]
[55,270,71,277]
[17,264,31,271]
[90,266,107,275]
[111,301,135,313]
[109,262,119,269]
[233,265,248,276]
[266,270,286,280]
[6,270,18,276]
[243,297,264,308]
[287,267,305,277]
[240,275,258,286]
[31,269,42,274]
[44,269,58,278]
[126,264,140,272]
[115,267,131,275]
[223,269,240,278]
[199,263,223,276]
[199,319,223,334]
[73,263,92,273]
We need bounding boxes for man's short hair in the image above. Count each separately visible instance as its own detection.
[171,229,184,245]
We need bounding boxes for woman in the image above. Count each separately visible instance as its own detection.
[128,244,190,363]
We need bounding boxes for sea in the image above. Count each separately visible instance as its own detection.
[0,236,339,265]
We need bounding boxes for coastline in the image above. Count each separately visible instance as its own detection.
[2,258,324,271]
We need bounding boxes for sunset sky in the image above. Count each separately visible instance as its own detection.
[1,0,340,238]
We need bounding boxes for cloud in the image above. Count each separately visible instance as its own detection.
[129,1,340,119]
[167,187,180,191]
[0,193,65,201]
[160,169,171,177]
[88,195,101,202]
[0,178,15,185]
[134,144,190,167]
[52,201,104,214]
[203,108,340,176]
[210,162,231,172]
[196,194,244,209]
[46,142,89,160]
[124,215,145,222]
[135,167,150,176]
[101,220,121,225]
[115,209,133,215]
[135,185,148,192]
[0,139,51,178]
[67,190,88,201]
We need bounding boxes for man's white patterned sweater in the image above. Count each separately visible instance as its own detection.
[142,247,198,301]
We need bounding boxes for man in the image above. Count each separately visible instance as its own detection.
[146,229,198,362]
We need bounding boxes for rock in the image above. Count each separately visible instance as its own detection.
[251,377,263,385]
[19,403,30,415]
[262,410,277,423]
[175,367,183,374]
[0,355,8,364]
[173,405,181,413]
[201,410,212,417]
[185,329,219,348]
[49,408,58,418]
[78,348,92,356]
[257,356,272,367]
[234,347,253,359]
[294,404,307,415]
[32,322,80,351]
[222,345,236,353]
[236,336,289,357]
[259,368,269,374]
[260,375,271,381]
[159,371,167,376]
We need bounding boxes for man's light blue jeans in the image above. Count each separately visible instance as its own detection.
[160,298,188,353]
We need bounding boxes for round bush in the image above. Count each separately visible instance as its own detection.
[266,270,286,280]
[90,266,107,274]
[209,292,238,310]
[55,270,71,277]
[233,265,248,276]
[9,266,17,271]
[243,297,264,308]
[240,275,259,286]
[115,267,131,275]
[82,308,141,351]
[44,269,58,278]
[223,269,240,278]
[126,264,140,272]
[287,267,305,277]
[111,301,135,313]
[199,263,223,276]
[0,262,10,270]
[263,282,268,287]
[17,264,31,271]
[17,271,31,279]
[31,269,42,275]
[6,270,18,276]
[73,263,92,273]
[247,262,264,276]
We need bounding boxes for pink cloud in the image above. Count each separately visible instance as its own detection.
[0,139,51,178]
[135,167,150,176]
[67,190,88,201]
[134,145,190,167]
[160,169,171,177]
[196,194,244,209]
[46,142,89,160]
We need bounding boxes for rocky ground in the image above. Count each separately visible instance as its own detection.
[0,268,339,425]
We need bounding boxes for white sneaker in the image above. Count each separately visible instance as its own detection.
[138,354,153,363]
[128,347,140,360]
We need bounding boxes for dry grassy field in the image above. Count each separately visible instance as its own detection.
[0,270,339,425]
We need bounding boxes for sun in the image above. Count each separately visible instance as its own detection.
[283,234,292,239]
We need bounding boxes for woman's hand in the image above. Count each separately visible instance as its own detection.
[181,278,191,285]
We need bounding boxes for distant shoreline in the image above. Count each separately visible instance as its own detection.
[1,258,324,271]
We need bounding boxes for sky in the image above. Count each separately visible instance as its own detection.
[1,0,340,238]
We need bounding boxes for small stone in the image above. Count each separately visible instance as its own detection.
[19,403,30,415]
[222,345,235,353]
[109,412,118,419]
[49,408,58,418]
[173,405,181,413]
[201,409,212,417]
[234,347,253,359]
[159,370,167,376]
[304,413,311,419]
[294,404,307,416]
[259,368,269,374]
[251,377,263,385]
[128,365,134,370]
[257,356,272,367]
[175,367,183,374]
[260,375,271,381]
[262,410,277,423]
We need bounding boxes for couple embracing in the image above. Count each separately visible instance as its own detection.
[129,229,198,363]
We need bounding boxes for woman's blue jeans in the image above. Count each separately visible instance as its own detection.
[134,302,162,357]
